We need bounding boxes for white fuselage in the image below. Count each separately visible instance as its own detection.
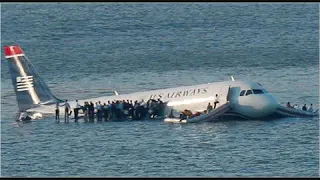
[27,80,280,119]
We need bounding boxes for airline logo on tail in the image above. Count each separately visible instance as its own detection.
[16,76,34,92]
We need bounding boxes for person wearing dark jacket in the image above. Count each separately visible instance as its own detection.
[213,94,220,109]
[102,103,108,121]
[55,103,60,121]
[89,101,95,122]
[83,102,89,122]
[61,99,71,122]
[74,99,81,122]
[302,104,307,111]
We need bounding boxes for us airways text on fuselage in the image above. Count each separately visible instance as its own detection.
[149,87,208,100]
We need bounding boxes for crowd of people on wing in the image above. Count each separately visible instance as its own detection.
[55,98,167,122]
[286,102,316,112]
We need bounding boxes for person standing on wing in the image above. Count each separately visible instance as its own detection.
[286,102,293,108]
[74,100,81,122]
[308,104,313,112]
[213,94,220,109]
[302,104,307,111]
[207,102,213,112]
[96,101,102,121]
[61,99,71,122]
[55,102,60,122]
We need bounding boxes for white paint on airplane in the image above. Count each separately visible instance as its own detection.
[6,45,316,121]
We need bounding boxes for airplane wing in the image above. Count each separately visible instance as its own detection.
[275,105,318,117]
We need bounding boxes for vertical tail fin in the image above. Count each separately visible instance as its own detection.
[3,45,62,111]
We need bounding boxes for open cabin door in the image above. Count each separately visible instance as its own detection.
[226,86,241,109]
[218,85,232,105]
[219,85,240,106]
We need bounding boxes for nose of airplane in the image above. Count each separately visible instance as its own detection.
[257,94,279,117]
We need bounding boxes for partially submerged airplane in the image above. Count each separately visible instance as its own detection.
[3,45,318,122]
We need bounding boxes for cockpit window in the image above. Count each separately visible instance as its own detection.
[239,90,246,96]
[245,90,253,96]
[253,89,264,94]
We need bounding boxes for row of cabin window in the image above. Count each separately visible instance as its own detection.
[239,89,265,96]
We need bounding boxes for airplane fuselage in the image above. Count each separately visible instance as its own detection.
[28,80,280,119]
